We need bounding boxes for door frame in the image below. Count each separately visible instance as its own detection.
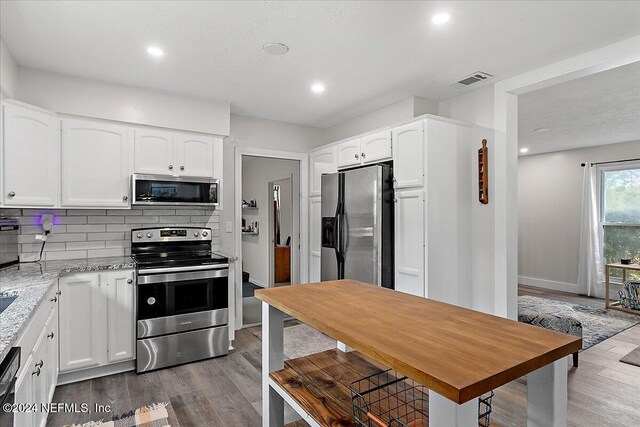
[234,147,309,328]
[492,35,640,319]
[268,175,294,287]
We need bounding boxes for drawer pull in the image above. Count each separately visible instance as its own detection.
[32,367,41,376]
[48,332,55,339]
[50,296,58,303]
[35,360,43,368]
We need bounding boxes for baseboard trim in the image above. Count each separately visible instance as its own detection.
[249,278,267,288]
[518,276,579,293]
[58,360,135,385]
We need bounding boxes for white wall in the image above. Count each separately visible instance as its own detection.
[0,38,18,98]
[230,114,324,152]
[518,140,640,292]
[241,156,300,287]
[438,85,495,129]
[323,96,437,143]
[15,67,230,135]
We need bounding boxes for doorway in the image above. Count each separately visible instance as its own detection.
[239,155,301,326]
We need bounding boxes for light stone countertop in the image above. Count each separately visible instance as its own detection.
[0,256,135,363]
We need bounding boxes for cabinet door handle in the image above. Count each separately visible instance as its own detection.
[127,279,133,284]
[48,332,55,339]
[8,191,15,198]
[169,164,174,170]
[122,195,128,202]
[56,290,62,296]
[354,153,359,159]
[50,296,57,303]
[361,152,366,159]
[180,165,185,171]
[32,367,41,376]
[35,360,43,368]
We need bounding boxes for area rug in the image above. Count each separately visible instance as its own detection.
[620,346,640,367]
[519,295,640,349]
[65,402,170,427]
[254,323,336,359]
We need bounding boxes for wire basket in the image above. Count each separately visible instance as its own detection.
[619,281,640,311]
[350,369,494,427]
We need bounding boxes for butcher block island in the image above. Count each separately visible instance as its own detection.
[256,280,582,427]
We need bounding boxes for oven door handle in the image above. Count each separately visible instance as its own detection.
[137,268,229,285]
[138,264,229,275]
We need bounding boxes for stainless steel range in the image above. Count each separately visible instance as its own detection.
[132,226,229,373]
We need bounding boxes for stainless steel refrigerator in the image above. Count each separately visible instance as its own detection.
[321,164,394,288]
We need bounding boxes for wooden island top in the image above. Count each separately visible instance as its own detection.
[256,279,581,405]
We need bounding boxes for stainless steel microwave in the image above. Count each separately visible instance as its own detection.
[131,174,219,207]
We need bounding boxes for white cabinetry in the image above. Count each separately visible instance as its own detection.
[337,131,392,169]
[394,189,425,297]
[134,128,175,175]
[61,118,132,208]
[309,197,322,282]
[336,139,361,168]
[361,130,392,164]
[392,122,424,188]
[13,287,59,427]
[134,129,215,178]
[1,101,59,207]
[59,269,135,373]
[309,146,336,196]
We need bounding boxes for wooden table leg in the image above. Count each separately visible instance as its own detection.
[262,301,284,427]
[605,265,610,308]
[428,390,477,427]
[527,358,568,427]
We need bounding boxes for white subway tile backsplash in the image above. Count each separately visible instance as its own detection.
[5,207,220,262]
[66,241,106,250]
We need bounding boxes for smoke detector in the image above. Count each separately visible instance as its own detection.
[452,71,493,87]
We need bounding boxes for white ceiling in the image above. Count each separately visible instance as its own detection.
[1,1,640,128]
[519,61,640,156]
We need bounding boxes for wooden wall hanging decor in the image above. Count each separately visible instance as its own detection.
[478,139,489,204]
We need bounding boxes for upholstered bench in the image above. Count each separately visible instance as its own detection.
[518,296,583,367]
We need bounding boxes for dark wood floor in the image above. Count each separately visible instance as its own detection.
[47,288,640,427]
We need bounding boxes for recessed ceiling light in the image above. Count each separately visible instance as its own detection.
[534,127,550,133]
[311,83,325,94]
[520,148,529,153]
[432,13,450,25]
[147,46,164,57]
[263,43,289,56]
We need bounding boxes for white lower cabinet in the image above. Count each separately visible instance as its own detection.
[13,295,58,427]
[59,269,135,373]
[394,189,425,297]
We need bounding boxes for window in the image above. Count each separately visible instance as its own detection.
[600,163,640,280]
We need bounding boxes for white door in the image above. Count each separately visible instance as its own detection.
[394,189,425,297]
[104,270,135,363]
[174,132,214,177]
[336,139,361,168]
[13,354,34,427]
[59,273,106,372]
[309,197,322,282]
[44,306,58,403]
[31,327,48,427]
[2,102,59,206]
[61,118,132,207]
[309,146,336,196]
[134,128,175,175]
[392,122,424,188]
[361,130,392,164]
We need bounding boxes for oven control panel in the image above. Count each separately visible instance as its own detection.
[161,230,187,237]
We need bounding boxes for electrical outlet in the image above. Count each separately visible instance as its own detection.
[41,214,53,233]
[225,221,233,233]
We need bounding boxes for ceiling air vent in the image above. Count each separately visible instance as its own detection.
[454,71,493,86]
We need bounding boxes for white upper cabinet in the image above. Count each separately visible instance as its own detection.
[361,130,392,164]
[394,189,425,297]
[61,118,132,208]
[392,121,424,188]
[336,139,361,168]
[1,101,60,207]
[309,145,337,196]
[134,128,175,175]
[174,132,214,177]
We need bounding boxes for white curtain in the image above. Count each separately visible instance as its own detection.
[577,163,604,297]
